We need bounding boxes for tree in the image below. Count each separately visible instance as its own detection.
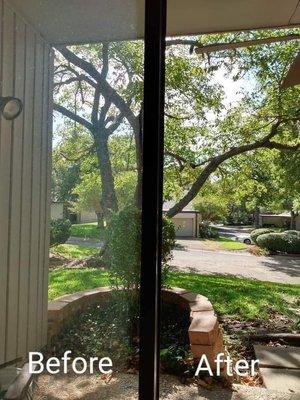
[165,29,300,217]
[54,42,144,221]
[54,30,300,230]
[71,172,103,227]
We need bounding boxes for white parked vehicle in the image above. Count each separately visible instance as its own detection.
[235,234,253,245]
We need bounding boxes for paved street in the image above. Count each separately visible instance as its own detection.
[171,239,300,284]
[66,236,300,284]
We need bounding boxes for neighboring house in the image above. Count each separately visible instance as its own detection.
[50,202,64,220]
[259,212,300,230]
[78,210,98,223]
[163,201,200,237]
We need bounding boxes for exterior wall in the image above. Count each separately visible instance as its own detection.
[79,210,97,223]
[51,203,64,220]
[0,0,52,365]
[172,212,197,237]
[260,216,290,228]
[296,216,300,231]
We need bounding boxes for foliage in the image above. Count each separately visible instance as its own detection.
[250,228,275,244]
[160,346,193,376]
[71,172,102,215]
[193,192,228,222]
[70,222,105,239]
[107,207,176,291]
[162,216,176,263]
[283,230,300,237]
[198,223,219,239]
[47,298,191,375]
[107,206,141,293]
[47,299,134,366]
[54,31,300,230]
[257,232,300,254]
[51,244,99,260]
[48,269,300,322]
[50,219,71,247]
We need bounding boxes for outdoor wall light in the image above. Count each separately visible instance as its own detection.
[0,96,23,120]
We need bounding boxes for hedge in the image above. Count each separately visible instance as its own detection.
[50,218,72,247]
[257,231,300,254]
[250,228,275,244]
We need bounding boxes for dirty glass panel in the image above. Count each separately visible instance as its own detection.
[35,2,144,398]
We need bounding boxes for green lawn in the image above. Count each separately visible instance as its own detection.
[48,269,300,322]
[70,222,105,239]
[49,269,109,301]
[202,236,247,251]
[51,244,99,259]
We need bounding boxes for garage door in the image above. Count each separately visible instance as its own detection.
[173,218,194,237]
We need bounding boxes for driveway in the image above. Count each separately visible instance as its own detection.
[171,239,300,284]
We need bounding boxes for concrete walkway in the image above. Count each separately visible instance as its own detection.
[67,236,103,248]
[171,240,300,284]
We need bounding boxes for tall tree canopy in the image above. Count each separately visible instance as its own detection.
[53,29,300,223]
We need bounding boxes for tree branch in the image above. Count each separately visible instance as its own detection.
[264,141,300,151]
[166,119,291,217]
[54,104,93,131]
[57,46,140,134]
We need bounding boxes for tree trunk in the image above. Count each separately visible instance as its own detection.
[96,211,104,228]
[254,207,260,228]
[94,133,118,220]
[290,210,296,230]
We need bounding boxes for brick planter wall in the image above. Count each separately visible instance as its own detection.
[48,287,224,367]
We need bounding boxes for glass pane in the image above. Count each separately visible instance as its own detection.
[161,21,300,400]
[0,1,146,399]
[45,20,145,400]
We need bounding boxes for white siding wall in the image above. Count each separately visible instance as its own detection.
[51,203,64,220]
[172,213,197,237]
[79,210,97,223]
[0,0,52,365]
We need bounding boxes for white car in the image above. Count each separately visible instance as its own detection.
[235,234,253,245]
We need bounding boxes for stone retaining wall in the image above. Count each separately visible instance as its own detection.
[48,287,224,367]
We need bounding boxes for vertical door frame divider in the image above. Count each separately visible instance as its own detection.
[139,0,167,399]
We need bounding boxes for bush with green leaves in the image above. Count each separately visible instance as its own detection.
[162,216,176,263]
[107,206,176,340]
[250,228,275,244]
[198,223,219,239]
[283,230,300,237]
[107,206,176,290]
[257,232,300,254]
[50,218,71,247]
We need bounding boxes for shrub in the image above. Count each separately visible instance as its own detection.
[198,223,219,239]
[283,230,300,237]
[107,206,176,291]
[162,216,176,264]
[250,228,275,244]
[50,219,71,247]
[107,206,176,340]
[257,232,300,254]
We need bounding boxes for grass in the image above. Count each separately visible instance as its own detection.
[48,269,300,322]
[51,244,99,259]
[202,236,247,251]
[70,222,105,239]
[168,272,299,321]
[49,269,109,301]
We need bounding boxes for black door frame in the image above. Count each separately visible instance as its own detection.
[139,0,167,399]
